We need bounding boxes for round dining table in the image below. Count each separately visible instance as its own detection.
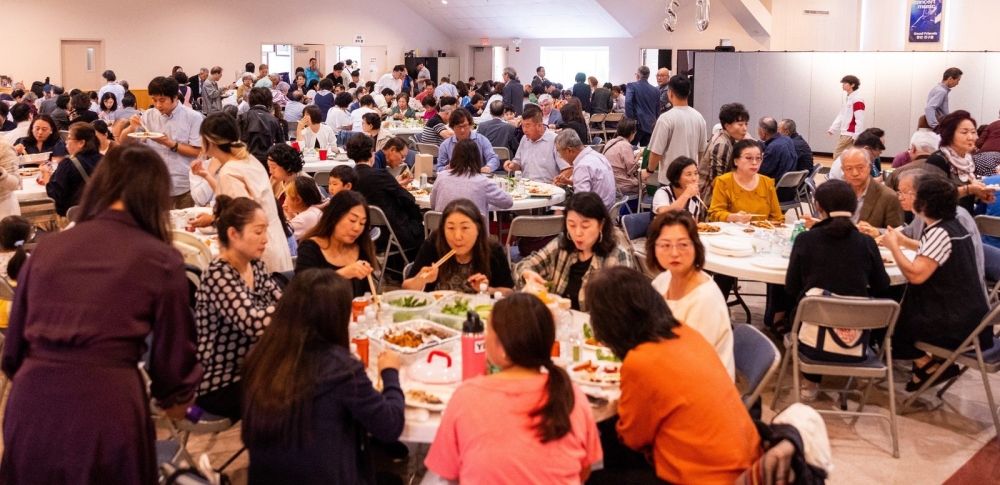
[411,182,566,212]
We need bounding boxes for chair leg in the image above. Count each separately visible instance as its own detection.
[936,366,969,398]
[973,346,1000,451]
[885,354,900,458]
[771,351,791,411]
[730,285,752,325]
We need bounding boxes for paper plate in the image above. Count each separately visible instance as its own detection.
[751,257,789,271]
[403,386,454,412]
[707,246,754,258]
[705,236,753,252]
[127,132,164,139]
[568,361,621,389]
[724,226,757,237]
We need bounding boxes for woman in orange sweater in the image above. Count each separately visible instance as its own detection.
[585,266,763,484]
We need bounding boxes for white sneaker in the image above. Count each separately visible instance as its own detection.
[799,382,819,403]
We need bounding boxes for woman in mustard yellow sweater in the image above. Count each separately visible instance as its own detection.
[708,139,785,223]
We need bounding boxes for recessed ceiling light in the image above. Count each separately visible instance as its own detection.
[442,0,448,3]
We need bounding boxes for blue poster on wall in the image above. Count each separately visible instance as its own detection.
[909,0,943,42]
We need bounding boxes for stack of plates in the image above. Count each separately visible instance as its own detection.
[751,257,789,270]
[705,236,754,257]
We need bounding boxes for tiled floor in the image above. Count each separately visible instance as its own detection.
[169,281,1000,485]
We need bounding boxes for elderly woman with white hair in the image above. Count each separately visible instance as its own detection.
[538,94,562,129]
[236,72,255,105]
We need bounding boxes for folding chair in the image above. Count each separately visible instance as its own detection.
[423,210,442,238]
[590,144,605,154]
[588,113,606,144]
[901,304,1000,450]
[504,215,563,268]
[775,170,809,218]
[66,205,81,223]
[184,264,202,309]
[620,212,653,275]
[608,195,630,226]
[493,147,511,163]
[771,295,902,457]
[601,113,624,140]
[733,324,781,410]
[416,143,439,158]
[799,164,823,215]
[19,198,59,232]
[975,215,1000,304]
[313,171,331,191]
[368,205,410,292]
[172,231,213,272]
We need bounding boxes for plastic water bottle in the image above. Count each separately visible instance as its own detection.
[557,298,575,361]
[478,283,489,298]
[493,291,503,301]
[791,220,806,243]
[350,317,370,368]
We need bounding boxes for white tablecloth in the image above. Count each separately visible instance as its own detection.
[15,179,48,202]
[413,184,566,211]
[700,222,910,286]
[387,127,424,136]
[302,159,355,173]
[376,309,618,444]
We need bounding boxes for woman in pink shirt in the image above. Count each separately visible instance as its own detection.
[424,293,603,484]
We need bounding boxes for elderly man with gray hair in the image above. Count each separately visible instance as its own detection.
[778,118,814,172]
[553,129,617,208]
[886,130,941,190]
[501,67,524,116]
[836,147,904,238]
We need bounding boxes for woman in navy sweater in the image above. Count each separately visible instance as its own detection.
[241,269,404,484]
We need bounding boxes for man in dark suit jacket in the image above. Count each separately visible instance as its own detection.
[190,68,207,111]
[476,100,519,157]
[779,118,814,172]
[346,133,424,256]
[625,66,660,146]
[757,117,798,201]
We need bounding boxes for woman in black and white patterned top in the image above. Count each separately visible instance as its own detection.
[883,175,990,392]
[194,195,282,419]
[651,156,704,221]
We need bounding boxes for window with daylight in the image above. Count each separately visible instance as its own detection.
[539,46,610,87]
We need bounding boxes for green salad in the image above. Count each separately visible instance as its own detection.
[388,296,429,308]
[440,298,493,319]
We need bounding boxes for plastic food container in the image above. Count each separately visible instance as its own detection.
[381,290,435,322]
[428,293,493,330]
[368,319,460,365]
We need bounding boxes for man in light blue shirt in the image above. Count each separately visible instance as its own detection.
[436,109,499,173]
[554,129,617,208]
[304,58,323,85]
[97,70,125,108]
[434,77,459,99]
[504,104,569,183]
[925,67,962,128]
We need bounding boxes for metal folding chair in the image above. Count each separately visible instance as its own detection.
[799,164,823,215]
[620,212,653,275]
[423,210,442,238]
[172,231,213,272]
[975,215,1000,304]
[901,304,1000,450]
[608,195,630,226]
[588,113,607,143]
[493,147,511,163]
[368,205,410,292]
[19,198,59,232]
[775,170,809,218]
[416,143,439,158]
[504,215,563,268]
[771,295,902,457]
[734,324,781,410]
[314,171,331,190]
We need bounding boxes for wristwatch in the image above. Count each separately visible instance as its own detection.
[171,142,180,153]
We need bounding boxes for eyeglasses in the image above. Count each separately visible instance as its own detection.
[454,123,471,130]
[898,190,916,198]
[655,241,693,252]
[739,156,762,163]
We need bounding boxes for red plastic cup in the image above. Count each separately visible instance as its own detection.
[318,149,328,161]
[291,141,300,151]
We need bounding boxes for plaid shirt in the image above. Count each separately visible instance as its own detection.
[698,130,736,204]
[515,233,633,311]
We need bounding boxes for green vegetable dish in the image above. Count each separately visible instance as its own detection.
[441,298,492,319]
[388,296,429,308]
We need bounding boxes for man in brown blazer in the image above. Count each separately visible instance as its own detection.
[840,147,904,237]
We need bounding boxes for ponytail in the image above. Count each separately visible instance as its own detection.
[7,246,26,282]
[227,141,249,160]
[533,361,575,443]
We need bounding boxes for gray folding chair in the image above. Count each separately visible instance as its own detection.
[423,210,442,238]
[620,212,653,276]
[416,143,439,158]
[314,171,331,190]
[733,324,781,410]
[975,215,1000,304]
[771,295,902,457]
[493,147,511,163]
[776,170,809,218]
[608,194,630,225]
[901,304,1000,450]
[504,215,564,268]
[601,113,624,139]
[799,164,823,215]
[588,113,607,143]
[368,205,410,292]
[66,205,81,223]
[19,198,59,232]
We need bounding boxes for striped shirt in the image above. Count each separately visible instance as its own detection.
[919,223,954,266]
[652,185,703,220]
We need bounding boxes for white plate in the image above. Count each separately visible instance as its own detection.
[705,236,753,252]
[196,226,218,236]
[403,386,454,412]
[881,256,897,267]
[696,223,724,236]
[707,246,754,258]
[724,226,756,237]
[568,361,621,389]
[127,132,164,139]
[751,257,789,271]
[429,290,459,300]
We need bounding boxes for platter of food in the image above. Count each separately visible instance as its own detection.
[127,132,165,139]
[750,221,784,230]
[696,223,722,234]
[17,167,40,177]
[568,360,621,388]
[403,387,453,412]
[526,184,555,196]
[368,319,460,354]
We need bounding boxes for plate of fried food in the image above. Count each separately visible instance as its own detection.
[750,220,785,230]
[127,132,165,139]
[403,386,454,412]
[697,223,722,235]
[568,360,621,388]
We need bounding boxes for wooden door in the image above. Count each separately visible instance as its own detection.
[61,40,104,91]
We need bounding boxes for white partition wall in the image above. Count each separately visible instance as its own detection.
[693,51,999,156]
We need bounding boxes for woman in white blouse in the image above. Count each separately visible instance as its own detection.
[199,113,293,272]
[295,105,336,150]
[284,175,326,241]
[647,209,734,380]
[652,156,703,220]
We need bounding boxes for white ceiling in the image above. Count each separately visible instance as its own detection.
[397,0,633,39]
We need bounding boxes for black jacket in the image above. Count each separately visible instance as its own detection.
[353,165,424,250]
[239,106,286,171]
[789,133,815,172]
[46,150,102,216]
[572,82,592,113]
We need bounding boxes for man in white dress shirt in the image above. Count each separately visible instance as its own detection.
[374,65,405,95]
[554,129,617,208]
[504,104,569,183]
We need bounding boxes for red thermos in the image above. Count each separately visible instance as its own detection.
[462,311,486,380]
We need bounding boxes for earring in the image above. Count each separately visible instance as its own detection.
[598,231,604,243]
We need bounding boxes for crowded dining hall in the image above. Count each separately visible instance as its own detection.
[4,1,1000,484]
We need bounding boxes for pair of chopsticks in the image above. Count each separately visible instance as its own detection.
[418,249,457,278]
[366,274,380,306]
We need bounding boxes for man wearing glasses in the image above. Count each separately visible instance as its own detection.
[436,109,499,173]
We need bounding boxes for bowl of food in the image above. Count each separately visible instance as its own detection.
[368,319,461,365]
[429,294,493,330]
[381,290,435,322]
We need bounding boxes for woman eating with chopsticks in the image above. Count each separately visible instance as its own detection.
[652,156,705,220]
[707,139,785,223]
[295,190,378,297]
[402,198,514,295]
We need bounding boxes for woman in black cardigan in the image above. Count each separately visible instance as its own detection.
[785,179,890,401]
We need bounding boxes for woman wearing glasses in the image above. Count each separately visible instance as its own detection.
[707,139,784,223]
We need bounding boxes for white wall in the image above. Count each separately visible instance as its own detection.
[3,0,452,90]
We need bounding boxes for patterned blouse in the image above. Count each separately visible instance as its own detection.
[515,232,633,311]
[195,258,282,394]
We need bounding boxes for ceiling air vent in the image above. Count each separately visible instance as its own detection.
[803,10,830,15]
